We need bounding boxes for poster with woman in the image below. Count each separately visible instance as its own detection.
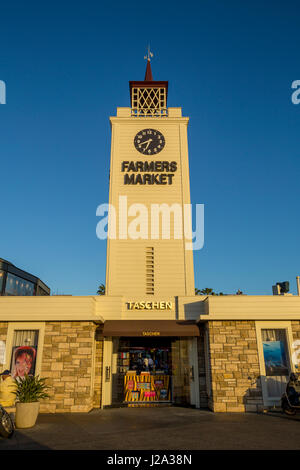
[10,346,37,378]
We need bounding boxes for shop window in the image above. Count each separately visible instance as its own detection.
[112,337,193,406]
[113,338,172,405]
[261,329,289,377]
[10,330,39,378]
[261,328,290,399]
[5,273,35,296]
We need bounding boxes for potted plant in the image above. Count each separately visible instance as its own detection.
[13,375,49,429]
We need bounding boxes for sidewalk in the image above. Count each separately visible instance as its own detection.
[1,407,300,450]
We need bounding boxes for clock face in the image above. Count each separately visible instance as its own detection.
[134,129,165,156]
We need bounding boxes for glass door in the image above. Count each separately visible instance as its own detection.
[260,328,291,405]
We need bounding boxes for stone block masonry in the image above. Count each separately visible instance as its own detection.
[40,321,98,413]
[291,321,300,341]
[206,321,264,412]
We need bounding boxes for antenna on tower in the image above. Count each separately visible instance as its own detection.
[144,45,154,62]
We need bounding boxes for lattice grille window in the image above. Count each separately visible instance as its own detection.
[131,87,167,117]
[146,247,154,295]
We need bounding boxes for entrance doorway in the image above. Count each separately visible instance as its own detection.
[102,336,199,408]
[114,337,172,405]
[256,322,294,407]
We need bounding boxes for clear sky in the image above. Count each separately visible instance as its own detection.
[0,0,300,296]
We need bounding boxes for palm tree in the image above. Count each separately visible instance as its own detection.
[97,284,105,295]
[195,288,224,296]
[198,288,214,295]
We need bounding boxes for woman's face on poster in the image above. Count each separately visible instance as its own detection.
[15,352,32,377]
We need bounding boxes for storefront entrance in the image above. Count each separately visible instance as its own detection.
[113,337,172,406]
[102,334,200,408]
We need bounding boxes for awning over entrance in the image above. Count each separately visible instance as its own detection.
[101,320,200,337]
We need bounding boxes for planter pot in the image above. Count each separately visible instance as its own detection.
[15,402,40,429]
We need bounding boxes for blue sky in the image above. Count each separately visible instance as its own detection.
[0,0,299,296]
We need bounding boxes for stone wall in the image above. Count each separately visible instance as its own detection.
[206,320,264,412]
[291,321,300,341]
[40,321,97,413]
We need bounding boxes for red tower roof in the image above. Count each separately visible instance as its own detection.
[144,59,154,81]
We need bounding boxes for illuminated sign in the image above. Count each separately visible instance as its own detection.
[127,301,173,310]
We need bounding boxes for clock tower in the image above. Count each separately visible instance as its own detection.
[105,57,195,299]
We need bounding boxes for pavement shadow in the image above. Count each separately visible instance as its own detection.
[0,430,51,450]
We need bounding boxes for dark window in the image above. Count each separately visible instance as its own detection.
[5,273,35,296]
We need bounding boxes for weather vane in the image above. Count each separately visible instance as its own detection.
[144,45,153,62]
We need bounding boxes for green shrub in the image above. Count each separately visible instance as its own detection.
[14,375,50,403]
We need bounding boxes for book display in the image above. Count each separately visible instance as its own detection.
[116,339,172,406]
[124,372,171,404]
[118,351,130,373]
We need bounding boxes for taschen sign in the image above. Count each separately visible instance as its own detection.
[142,331,161,336]
[126,301,173,310]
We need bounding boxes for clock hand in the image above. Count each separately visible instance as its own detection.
[140,139,152,146]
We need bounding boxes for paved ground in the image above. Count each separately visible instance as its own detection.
[1,407,300,450]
